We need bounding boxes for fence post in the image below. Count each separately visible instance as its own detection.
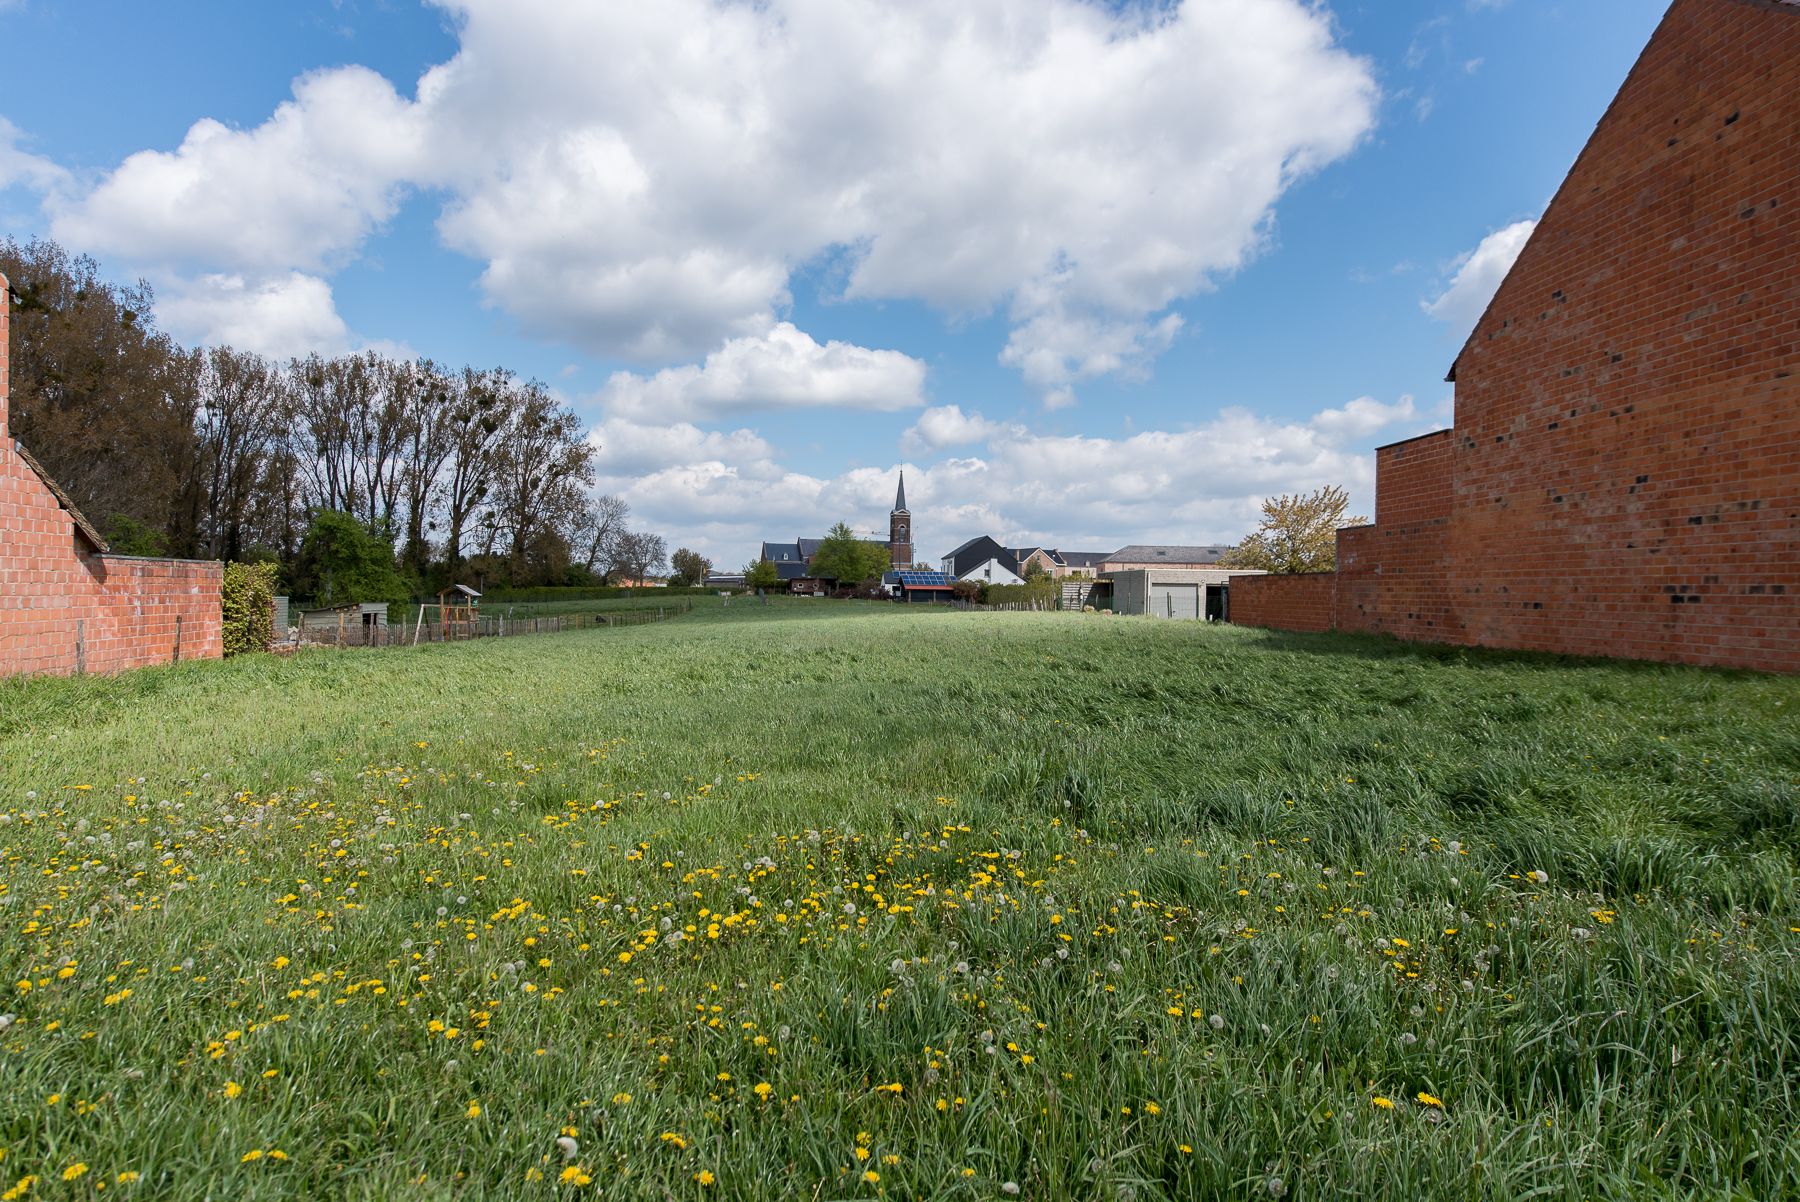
[75,619,86,675]
[173,613,183,663]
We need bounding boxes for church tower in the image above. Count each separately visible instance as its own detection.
[888,471,913,567]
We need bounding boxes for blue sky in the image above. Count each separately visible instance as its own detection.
[0,0,1668,565]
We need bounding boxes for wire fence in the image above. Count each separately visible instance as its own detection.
[288,601,694,649]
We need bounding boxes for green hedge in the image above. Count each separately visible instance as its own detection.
[221,562,278,656]
[984,579,1061,606]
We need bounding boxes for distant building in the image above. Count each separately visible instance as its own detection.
[1101,545,1235,572]
[941,536,1023,585]
[756,472,912,584]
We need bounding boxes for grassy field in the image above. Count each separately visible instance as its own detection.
[1,605,1796,1200]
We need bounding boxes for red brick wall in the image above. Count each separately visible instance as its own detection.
[1337,431,1460,642]
[1236,0,1800,674]
[1443,0,1800,671]
[0,268,225,678]
[1230,573,1336,634]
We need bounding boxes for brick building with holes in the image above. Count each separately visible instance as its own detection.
[1234,0,1799,672]
[0,269,223,677]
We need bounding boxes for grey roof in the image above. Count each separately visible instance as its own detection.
[774,561,811,580]
[894,470,908,513]
[760,540,804,563]
[1106,544,1234,563]
[942,535,1020,577]
[1058,551,1110,568]
[797,537,826,559]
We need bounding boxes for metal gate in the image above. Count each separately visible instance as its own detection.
[1149,582,1200,619]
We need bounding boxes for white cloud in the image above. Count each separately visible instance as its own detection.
[155,272,352,359]
[50,0,1378,400]
[1423,219,1537,331]
[0,116,69,195]
[601,393,1440,567]
[596,323,927,422]
[51,66,424,273]
[901,405,1019,455]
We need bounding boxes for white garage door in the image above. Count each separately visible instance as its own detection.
[1149,583,1199,619]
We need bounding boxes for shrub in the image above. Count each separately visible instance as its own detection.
[221,561,278,656]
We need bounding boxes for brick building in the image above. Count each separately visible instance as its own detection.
[1235,0,1799,672]
[1,270,223,677]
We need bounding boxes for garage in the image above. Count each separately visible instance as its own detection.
[1103,568,1264,618]
[1149,582,1199,620]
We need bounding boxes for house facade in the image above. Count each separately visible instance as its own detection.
[0,270,224,677]
[1233,0,1800,672]
[941,536,1024,586]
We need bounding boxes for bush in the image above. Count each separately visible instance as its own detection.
[985,578,1060,606]
[479,584,726,604]
[221,561,278,656]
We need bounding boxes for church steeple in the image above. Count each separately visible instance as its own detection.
[888,471,913,567]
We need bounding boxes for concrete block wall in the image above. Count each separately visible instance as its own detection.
[0,269,225,678]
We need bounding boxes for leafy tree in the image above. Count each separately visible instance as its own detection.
[809,521,890,585]
[291,510,411,608]
[1222,485,1368,574]
[221,561,279,656]
[743,559,781,591]
[1022,559,1050,583]
[668,547,711,587]
[103,512,168,557]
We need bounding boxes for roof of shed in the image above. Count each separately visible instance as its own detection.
[13,440,108,552]
[1107,544,1233,562]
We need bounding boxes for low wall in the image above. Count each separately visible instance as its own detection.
[1229,573,1337,634]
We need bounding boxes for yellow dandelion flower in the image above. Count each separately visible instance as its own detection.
[223,1081,243,1099]
[863,1170,880,1184]
[753,1082,773,1100]
[1372,1096,1395,1110]
[466,1101,482,1119]
[695,1170,716,1187]
[1417,1092,1443,1108]
[61,1165,88,1182]
[611,1091,632,1105]
[116,1171,141,1184]
[241,1150,264,1163]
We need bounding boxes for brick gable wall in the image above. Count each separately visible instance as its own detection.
[1235,0,1800,673]
[0,270,224,678]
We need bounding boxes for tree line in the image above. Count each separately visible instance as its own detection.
[1,238,670,604]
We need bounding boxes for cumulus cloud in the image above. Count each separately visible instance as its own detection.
[901,405,1020,455]
[595,323,927,422]
[599,393,1439,567]
[1423,219,1537,331]
[49,0,1378,400]
[51,66,424,273]
[155,272,352,359]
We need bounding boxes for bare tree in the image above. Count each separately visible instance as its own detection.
[569,492,631,579]
[614,530,668,583]
[439,367,516,574]
[191,346,284,561]
[489,380,594,583]
[396,360,458,578]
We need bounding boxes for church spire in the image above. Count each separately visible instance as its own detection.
[894,470,908,513]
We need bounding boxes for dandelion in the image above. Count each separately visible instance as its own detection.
[612,1091,633,1105]
[1372,1096,1395,1110]
[61,1165,88,1182]
[863,1170,880,1184]
[242,1150,264,1163]
[1528,869,1549,884]
[223,1081,243,1099]
[556,1136,580,1161]
[559,1166,592,1185]
[1002,1183,1021,1197]
[466,1101,482,1119]
[1417,1092,1444,1108]
[116,1172,140,1184]
[695,1170,716,1187]
[753,1082,773,1100]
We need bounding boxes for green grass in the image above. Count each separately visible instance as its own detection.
[1,605,1796,1200]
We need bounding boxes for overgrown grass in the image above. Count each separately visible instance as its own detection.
[0,606,1795,1199]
